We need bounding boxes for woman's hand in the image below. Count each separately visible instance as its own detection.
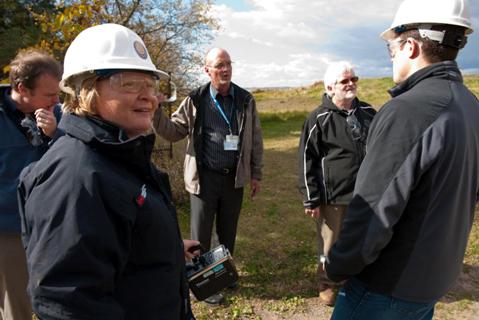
[183,239,201,261]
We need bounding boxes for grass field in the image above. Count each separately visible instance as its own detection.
[155,75,479,319]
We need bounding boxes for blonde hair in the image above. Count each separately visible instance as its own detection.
[62,75,100,116]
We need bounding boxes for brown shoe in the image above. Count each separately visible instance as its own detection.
[319,287,336,306]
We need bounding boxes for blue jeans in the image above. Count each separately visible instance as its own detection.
[331,278,436,320]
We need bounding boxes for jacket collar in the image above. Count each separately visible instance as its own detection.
[209,83,235,99]
[60,113,156,174]
[0,85,24,117]
[192,82,250,109]
[321,93,360,114]
[60,112,127,143]
[388,60,463,98]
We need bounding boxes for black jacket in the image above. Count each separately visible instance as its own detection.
[298,94,375,208]
[326,61,479,302]
[0,84,62,232]
[18,113,192,319]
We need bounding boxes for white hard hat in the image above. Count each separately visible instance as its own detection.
[61,23,168,93]
[381,0,474,41]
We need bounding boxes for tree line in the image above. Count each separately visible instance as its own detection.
[0,0,218,91]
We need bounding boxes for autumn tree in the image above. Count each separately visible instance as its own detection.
[23,0,218,90]
[0,0,56,79]
[30,0,107,59]
[104,0,219,89]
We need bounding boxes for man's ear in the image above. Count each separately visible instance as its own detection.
[326,85,334,95]
[17,82,28,94]
[407,38,421,59]
[204,66,210,75]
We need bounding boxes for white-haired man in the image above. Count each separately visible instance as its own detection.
[298,61,375,306]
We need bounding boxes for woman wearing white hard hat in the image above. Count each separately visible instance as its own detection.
[18,23,198,319]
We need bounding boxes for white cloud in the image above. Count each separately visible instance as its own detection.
[204,0,479,88]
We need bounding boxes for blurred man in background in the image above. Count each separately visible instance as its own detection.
[0,49,61,320]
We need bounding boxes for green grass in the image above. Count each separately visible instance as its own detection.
[260,111,308,140]
[253,75,479,113]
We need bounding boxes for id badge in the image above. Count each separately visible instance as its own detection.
[224,134,239,151]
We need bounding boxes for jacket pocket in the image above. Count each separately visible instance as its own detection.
[322,164,332,203]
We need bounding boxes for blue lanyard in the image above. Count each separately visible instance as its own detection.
[210,91,235,133]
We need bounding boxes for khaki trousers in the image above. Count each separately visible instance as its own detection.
[0,233,32,320]
[315,205,347,289]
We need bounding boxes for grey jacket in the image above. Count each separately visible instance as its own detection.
[326,61,479,302]
[153,82,263,194]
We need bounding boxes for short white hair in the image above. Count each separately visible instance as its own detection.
[323,61,356,91]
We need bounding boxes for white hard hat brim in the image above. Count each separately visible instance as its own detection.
[381,22,473,41]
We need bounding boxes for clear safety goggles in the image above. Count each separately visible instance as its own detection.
[387,38,407,58]
[109,72,159,95]
[108,72,177,103]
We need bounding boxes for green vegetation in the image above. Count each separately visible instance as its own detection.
[1,0,217,88]
[260,112,308,140]
[252,75,479,113]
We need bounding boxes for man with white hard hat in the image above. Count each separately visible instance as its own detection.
[324,0,479,319]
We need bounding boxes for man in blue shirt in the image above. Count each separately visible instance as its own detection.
[0,49,61,320]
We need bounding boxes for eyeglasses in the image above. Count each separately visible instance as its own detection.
[21,116,44,146]
[346,113,362,141]
[337,76,359,85]
[207,61,233,70]
[387,39,407,58]
[108,72,159,95]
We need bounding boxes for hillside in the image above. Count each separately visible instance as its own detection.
[253,75,479,113]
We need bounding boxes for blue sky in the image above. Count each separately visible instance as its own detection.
[213,0,253,11]
[204,0,479,88]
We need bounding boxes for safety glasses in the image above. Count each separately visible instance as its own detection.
[346,113,362,141]
[207,61,233,70]
[387,39,407,59]
[109,72,159,95]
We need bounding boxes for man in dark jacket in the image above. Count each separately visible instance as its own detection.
[298,61,375,306]
[325,0,479,319]
[0,49,61,320]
